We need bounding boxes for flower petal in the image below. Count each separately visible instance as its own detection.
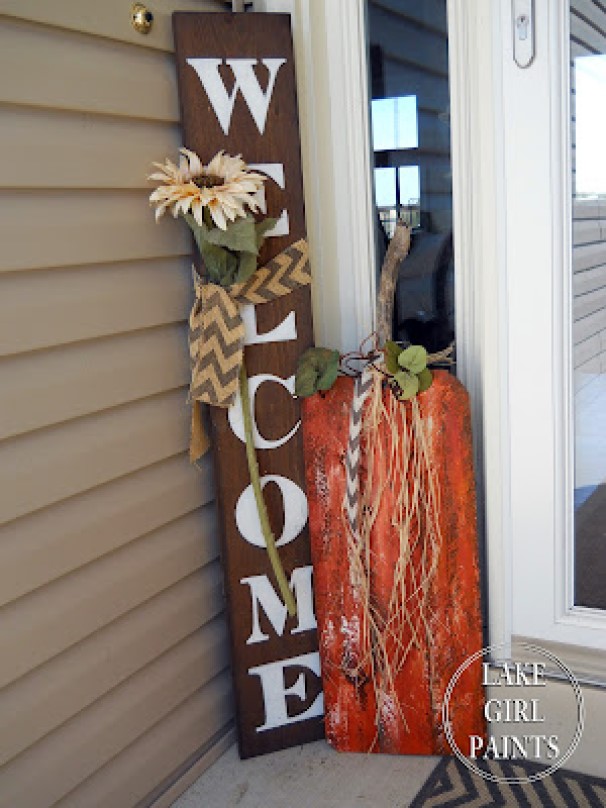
[208,199,227,230]
[181,147,202,177]
[191,199,204,227]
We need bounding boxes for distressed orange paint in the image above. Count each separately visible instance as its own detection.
[302,379,378,752]
[302,370,485,754]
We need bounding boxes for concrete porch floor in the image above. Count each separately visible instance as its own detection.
[171,741,439,808]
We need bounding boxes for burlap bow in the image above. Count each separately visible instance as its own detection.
[188,238,311,461]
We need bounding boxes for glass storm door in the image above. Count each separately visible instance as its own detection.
[503,0,606,663]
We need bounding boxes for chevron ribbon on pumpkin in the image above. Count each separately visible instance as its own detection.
[343,366,375,537]
[188,238,311,461]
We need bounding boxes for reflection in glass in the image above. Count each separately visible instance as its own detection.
[371,95,419,151]
[366,0,454,352]
[571,4,606,609]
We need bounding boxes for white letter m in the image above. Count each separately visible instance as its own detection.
[241,565,317,645]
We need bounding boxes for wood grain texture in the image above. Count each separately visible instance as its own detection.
[174,13,321,758]
[302,372,485,755]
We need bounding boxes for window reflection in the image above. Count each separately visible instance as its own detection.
[571,13,606,608]
[371,95,418,151]
[575,56,606,197]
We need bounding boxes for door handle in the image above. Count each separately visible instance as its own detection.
[512,0,535,68]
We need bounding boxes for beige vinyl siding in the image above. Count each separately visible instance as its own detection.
[570,1,606,391]
[0,3,235,806]
[573,201,606,388]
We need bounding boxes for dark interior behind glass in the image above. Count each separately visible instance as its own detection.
[366,0,454,352]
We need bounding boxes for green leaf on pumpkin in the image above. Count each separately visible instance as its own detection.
[384,340,402,375]
[295,348,340,398]
[394,370,420,399]
[397,345,428,375]
[417,367,433,393]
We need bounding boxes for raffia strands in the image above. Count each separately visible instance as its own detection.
[302,371,485,754]
[343,370,443,743]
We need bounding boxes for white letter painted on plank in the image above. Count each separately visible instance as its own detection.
[249,162,290,238]
[241,304,296,346]
[228,374,299,450]
[186,58,286,135]
[249,652,324,732]
[236,475,308,549]
[241,566,317,645]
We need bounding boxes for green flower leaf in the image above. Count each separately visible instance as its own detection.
[183,213,209,257]
[199,240,237,286]
[417,367,433,393]
[205,216,258,254]
[255,218,278,250]
[295,348,340,398]
[394,370,420,400]
[234,251,258,285]
[384,340,402,375]
[398,345,428,375]
[183,212,208,238]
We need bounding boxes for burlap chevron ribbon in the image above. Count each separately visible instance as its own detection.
[188,238,311,460]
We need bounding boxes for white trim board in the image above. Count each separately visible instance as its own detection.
[447,0,511,652]
[255,0,376,351]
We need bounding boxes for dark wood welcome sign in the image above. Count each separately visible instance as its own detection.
[173,13,323,758]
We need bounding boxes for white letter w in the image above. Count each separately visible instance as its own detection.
[186,57,286,135]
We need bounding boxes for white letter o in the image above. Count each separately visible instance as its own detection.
[235,475,308,548]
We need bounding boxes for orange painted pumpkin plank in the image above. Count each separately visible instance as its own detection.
[302,377,377,752]
[302,371,485,755]
[419,372,485,754]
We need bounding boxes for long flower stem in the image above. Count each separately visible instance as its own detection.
[239,361,297,617]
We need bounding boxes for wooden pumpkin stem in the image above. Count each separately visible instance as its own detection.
[376,222,412,346]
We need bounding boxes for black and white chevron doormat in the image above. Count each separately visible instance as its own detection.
[409,757,606,807]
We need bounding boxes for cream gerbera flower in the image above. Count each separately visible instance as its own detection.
[149,148,265,230]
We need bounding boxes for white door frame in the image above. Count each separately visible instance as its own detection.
[447,0,512,653]
[255,0,512,646]
[499,0,606,661]
[450,0,606,664]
